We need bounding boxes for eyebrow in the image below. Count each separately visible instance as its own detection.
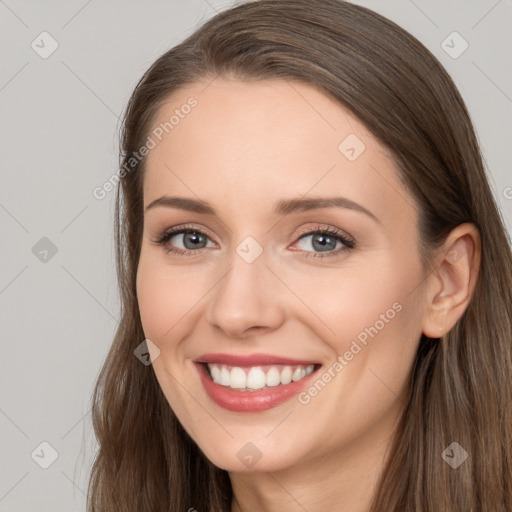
[144,195,380,224]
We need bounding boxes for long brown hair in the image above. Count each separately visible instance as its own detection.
[86,1,512,510]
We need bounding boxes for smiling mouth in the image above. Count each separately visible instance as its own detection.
[201,362,321,391]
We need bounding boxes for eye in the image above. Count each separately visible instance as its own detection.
[153,225,215,256]
[292,226,355,259]
[153,223,355,259]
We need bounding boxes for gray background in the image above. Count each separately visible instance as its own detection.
[1,0,511,510]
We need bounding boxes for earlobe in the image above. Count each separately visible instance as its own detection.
[421,223,481,338]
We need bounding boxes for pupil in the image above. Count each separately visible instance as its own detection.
[313,234,336,252]
[184,231,205,249]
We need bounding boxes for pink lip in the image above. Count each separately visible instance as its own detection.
[194,352,319,367]
[194,356,321,412]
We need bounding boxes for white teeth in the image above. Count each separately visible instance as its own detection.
[229,367,247,389]
[210,365,221,383]
[206,363,316,390]
[247,367,266,389]
[266,367,281,387]
[292,367,303,382]
[220,366,230,386]
[280,366,293,385]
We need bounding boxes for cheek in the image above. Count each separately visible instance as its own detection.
[316,276,424,421]
[136,251,202,340]
[284,260,425,405]
[277,256,421,351]
[136,258,171,340]
[294,287,423,453]
[136,254,204,431]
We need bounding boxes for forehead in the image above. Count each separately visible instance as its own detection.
[142,77,414,224]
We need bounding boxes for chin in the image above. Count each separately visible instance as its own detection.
[194,434,302,474]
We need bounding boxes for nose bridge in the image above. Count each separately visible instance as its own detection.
[206,239,285,337]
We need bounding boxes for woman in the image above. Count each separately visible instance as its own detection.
[87,1,512,510]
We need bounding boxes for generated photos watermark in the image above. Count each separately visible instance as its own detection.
[298,301,403,405]
[93,96,198,200]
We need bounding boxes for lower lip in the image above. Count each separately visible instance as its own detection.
[195,363,320,412]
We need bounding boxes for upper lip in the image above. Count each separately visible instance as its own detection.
[194,353,320,367]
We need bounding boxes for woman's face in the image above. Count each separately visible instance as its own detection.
[136,77,429,473]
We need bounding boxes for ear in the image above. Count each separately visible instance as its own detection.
[422,223,481,338]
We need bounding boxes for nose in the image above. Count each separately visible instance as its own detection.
[205,248,287,340]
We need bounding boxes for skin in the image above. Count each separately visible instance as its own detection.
[136,77,480,512]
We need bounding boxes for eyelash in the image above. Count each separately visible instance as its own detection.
[152,223,355,259]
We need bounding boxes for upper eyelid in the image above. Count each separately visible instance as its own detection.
[159,223,349,236]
